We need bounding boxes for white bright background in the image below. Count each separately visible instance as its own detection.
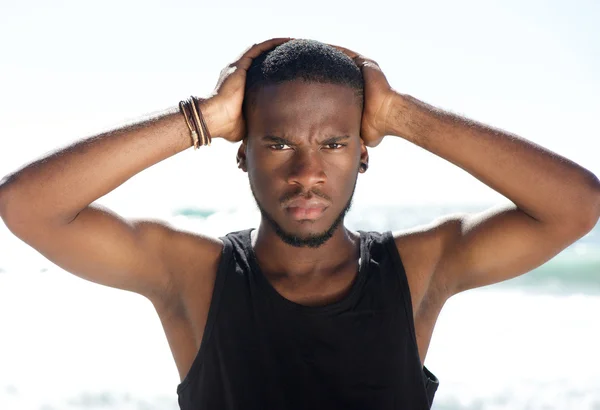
[1,0,599,409]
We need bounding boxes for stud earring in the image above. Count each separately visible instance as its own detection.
[360,163,368,172]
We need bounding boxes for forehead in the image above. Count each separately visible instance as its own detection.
[247,80,362,140]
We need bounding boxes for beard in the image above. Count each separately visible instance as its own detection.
[249,179,357,249]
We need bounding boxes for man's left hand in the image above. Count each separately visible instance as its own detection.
[331,45,396,147]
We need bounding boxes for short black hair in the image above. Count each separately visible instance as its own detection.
[243,39,364,117]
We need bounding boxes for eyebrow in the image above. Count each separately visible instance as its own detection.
[261,135,351,145]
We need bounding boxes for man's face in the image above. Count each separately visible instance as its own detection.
[239,80,367,248]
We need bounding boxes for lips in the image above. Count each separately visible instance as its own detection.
[285,197,329,208]
[283,197,329,221]
[286,206,327,220]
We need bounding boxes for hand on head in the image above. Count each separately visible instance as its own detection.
[202,38,293,143]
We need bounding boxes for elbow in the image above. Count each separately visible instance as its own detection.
[590,180,600,229]
[0,182,17,230]
[577,174,600,233]
[0,176,29,235]
[0,177,13,221]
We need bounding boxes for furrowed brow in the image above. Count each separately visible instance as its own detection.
[321,135,350,144]
[261,135,351,145]
[262,135,295,145]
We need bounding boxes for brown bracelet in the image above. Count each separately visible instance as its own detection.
[178,100,199,149]
[192,96,212,146]
[189,98,207,147]
[178,96,211,149]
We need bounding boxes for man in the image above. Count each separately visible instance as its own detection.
[0,38,598,409]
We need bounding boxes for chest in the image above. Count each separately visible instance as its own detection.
[261,264,359,308]
[178,266,433,409]
[211,295,419,393]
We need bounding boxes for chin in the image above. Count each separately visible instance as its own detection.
[269,211,342,248]
[287,222,329,237]
[277,226,336,248]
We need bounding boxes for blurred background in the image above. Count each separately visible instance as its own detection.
[1,0,599,408]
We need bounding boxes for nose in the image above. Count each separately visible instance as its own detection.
[286,149,327,188]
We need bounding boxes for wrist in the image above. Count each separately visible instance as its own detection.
[196,97,223,139]
[387,92,414,140]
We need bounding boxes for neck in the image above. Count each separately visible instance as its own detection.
[252,222,360,279]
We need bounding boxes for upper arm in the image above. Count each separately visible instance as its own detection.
[433,203,595,296]
[3,203,216,305]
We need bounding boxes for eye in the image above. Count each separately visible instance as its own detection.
[269,144,292,151]
[325,143,346,150]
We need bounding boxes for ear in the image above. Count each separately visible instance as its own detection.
[359,139,369,173]
[236,140,248,172]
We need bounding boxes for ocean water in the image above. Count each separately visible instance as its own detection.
[0,203,599,409]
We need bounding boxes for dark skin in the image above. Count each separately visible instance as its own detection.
[239,81,367,291]
[0,38,598,386]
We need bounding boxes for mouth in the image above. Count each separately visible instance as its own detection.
[282,195,330,221]
[285,205,328,221]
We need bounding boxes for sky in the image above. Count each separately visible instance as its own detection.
[1,0,599,214]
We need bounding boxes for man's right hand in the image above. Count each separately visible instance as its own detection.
[201,38,292,143]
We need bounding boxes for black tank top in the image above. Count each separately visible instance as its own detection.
[177,229,439,409]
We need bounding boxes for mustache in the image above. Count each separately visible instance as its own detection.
[280,188,331,205]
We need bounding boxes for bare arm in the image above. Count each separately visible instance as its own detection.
[332,44,600,301]
[0,107,216,304]
[388,93,600,296]
[0,38,292,306]
[1,108,193,224]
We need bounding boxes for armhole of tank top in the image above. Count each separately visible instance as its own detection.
[382,230,437,406]
[176,236,232,395]
[382,232,419,345]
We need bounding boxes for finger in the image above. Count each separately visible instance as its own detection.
[327,43,360,59]
[328,44,379,67]
[327,43,381,68]
[234,37,293,71]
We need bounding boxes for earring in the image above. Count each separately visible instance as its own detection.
[360,163,368,172]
